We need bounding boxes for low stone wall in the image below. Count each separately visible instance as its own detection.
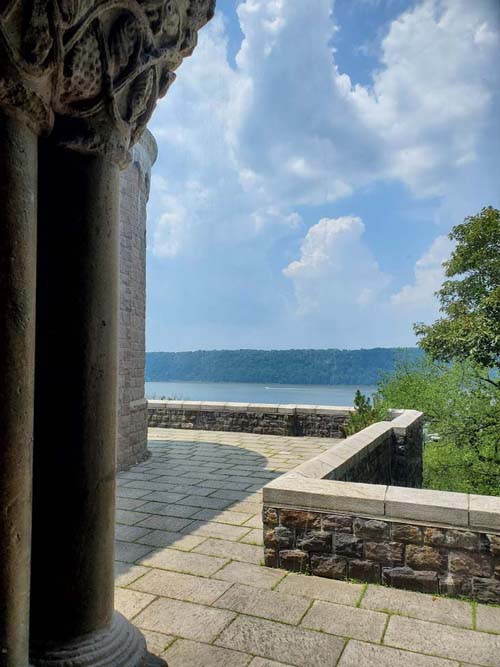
[263,411,500,604]
[147,401,353,438]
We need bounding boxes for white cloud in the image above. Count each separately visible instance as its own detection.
[145,0,499,350]
[283,216,391,314]
[391,235,453,310]
[283,219,453,346]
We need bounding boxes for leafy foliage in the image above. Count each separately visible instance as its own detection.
[415,206,500,369]
[146,348,422,385]
[376,356,500,496]
[343,389,387,437]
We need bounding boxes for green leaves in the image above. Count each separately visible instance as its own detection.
[416,206,500,369]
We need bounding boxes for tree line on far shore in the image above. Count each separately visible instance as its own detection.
[145,347,423,386]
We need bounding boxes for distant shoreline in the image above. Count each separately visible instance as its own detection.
[146,347,421,386]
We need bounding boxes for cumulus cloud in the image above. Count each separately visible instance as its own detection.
[283,218,451,347]
[145,0,499,350]
[391,235,454,312]
[283,217,391,314]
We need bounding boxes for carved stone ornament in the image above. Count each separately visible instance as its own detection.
[0,0,215,164]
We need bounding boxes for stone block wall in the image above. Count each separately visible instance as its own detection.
[262,410,500,604]
[118,131,157,471]
[263,508,500,604]
[147,401,353,438]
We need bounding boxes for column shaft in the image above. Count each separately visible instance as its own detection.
[31,143,119,639]
[0,113,37,667]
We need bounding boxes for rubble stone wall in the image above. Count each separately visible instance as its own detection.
[263,508,500,604]
[147,401,353,438]
[118,131,157,471]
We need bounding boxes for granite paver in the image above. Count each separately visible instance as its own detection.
[113,429,500,667]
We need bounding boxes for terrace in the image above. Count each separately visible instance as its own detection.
[115,427,500,667]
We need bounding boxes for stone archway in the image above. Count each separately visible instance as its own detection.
[0,2,215,666]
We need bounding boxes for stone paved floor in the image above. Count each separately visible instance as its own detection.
[115,429,500,667]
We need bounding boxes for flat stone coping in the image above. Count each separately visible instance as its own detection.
[263,410,500,534]
[148,400,355,416]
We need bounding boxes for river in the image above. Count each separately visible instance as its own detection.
[145,381,377,406]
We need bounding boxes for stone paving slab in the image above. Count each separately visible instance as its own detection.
[476,604,500,634]
[338,641,460,667]
[130,568,232,605]
[213,583,312,624]
[361,585,474,629]
[215,615,346,667]
[163,639,252,667]
[113,430,500,667]
[384,615,500,666]
[301,599,388,642]
[134,597,236,642]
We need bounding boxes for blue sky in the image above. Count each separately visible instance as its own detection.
[146,0,500,352]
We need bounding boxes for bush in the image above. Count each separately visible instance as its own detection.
[342,390,387,437]
[376,356,500,496]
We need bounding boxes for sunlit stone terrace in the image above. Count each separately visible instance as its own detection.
[115,428,500,667]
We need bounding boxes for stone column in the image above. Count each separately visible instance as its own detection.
[30,139,152,665]
[0,112,38,667]
[0,1,53,659]
[118,131,158,471]
[26,2,215,666]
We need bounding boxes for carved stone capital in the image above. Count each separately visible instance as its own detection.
[0,0,215,163]
[0,0,54,132]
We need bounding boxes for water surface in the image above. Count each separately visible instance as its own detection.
[145,381,376,406]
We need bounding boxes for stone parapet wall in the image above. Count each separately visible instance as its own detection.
[263,507,500,604]
[262,410,500,604]
[117,131,157,471]
[147,401,353,438]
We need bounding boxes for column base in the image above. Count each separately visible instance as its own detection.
[30,612,167,667]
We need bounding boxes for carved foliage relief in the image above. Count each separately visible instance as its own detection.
[0,0,215,163]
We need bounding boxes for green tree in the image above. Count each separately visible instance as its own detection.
[376,357,500,495]
[415,206,500,371]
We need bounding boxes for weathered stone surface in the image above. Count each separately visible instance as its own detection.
[264,548,279,568]
[382,567,439,594]
[213,583,311,625]
[476,602,500,633]
[424,528,480,551]
[439,574,472,598]
[263,507,279,527]
[406,545,447,572]
[264,527,293,549]
[353,518,389,540]
[362,584,473,628]
[473,577,500,604]
[296,531,332,552]
[279,550,309,573]
[164,639,250,667]
[280,509,321,530]
[339,640,458,667]
[349,559,381,583]
[384,614,500,666]
[487,533,500,556]
[331,534,363,558]
[215,615,345,667]
[391,524,422,544]
[302,600,387,643]
[310,554,347,580]
[364,541,404,564]
[322,514,353,533]
[276,572,363,606]
[118,134,157,471]
[134,597,235,643]
[449,551,492,578]
[214,561,286,590]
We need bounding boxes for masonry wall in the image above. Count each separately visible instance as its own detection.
[263,507,500,604]
[118,131,157,471]
[147,402,353,438]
